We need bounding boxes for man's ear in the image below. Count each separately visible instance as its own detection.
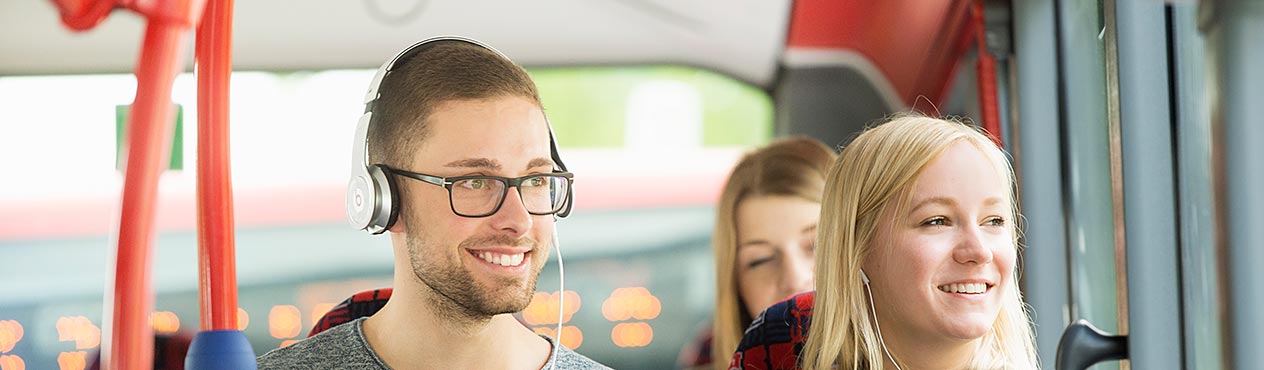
[388,209,406,233]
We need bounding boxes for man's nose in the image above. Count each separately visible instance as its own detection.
[488,187,533,238]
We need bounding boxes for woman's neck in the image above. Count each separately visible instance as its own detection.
[874,319,981,370]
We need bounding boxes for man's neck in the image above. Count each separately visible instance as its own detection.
[362,281,552,370]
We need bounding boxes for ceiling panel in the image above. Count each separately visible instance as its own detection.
[0,0,791,86]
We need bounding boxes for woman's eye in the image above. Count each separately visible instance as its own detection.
[985,217,1006,226]
[746,257,774,269]
[922,217,948,226]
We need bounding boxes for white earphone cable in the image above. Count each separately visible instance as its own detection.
[544,227,564,370]
[865,283,902,370]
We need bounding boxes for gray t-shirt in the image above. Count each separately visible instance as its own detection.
[257,317,610,370]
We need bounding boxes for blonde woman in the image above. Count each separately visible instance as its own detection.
[677,137,836,370]
[729,115,1039,370]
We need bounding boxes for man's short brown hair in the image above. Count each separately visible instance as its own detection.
[368,40,543,168]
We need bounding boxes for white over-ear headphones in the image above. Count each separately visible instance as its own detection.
[345,36,572,234]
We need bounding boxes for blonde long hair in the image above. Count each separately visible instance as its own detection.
[712,137,837,369]
[800,114,1039,370]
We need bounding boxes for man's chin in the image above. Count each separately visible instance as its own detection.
[471,283,536,315]
[477,297,533,316]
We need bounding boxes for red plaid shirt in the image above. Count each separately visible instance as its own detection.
[728,292,815,370]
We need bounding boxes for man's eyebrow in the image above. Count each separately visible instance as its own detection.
[526,157,554,171]
[444,158,501,171]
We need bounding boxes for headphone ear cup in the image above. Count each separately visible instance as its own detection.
[556,187,574,218]
[366,165,398,234]
[347,172,377,231]
[380,165,400,230]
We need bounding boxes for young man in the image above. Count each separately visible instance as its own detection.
[257,37,608,369]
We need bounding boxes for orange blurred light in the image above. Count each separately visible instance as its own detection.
[269,305,302,339]
[310,303,335,327]
[560,325,583,350]
[55,317,99,350]
[632,293,661,320]
[237,308,250,331]
[57,351,85,370]
[561,291,581,321]
[0,354,26,370]
[601,289,629,321]
[150,311,180,334]
[55,317,72,342]
[533,325,585,350]
[0,320,23,353]
[523,292,551,325]
[602,287,661,322]
[611,322,653,348]
[279,339,299,348]
[73,318,99,350]
[524,291,582,326]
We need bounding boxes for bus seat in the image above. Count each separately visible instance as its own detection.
[308,288,393,337]
[308,287,542,338]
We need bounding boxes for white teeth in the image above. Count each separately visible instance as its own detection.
[938,283,988,294]
[475,251,526,267]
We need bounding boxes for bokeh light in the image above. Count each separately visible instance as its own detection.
[55,317,99,349]
[601,287,661,321]
[57,351,85,370]
[269,305,302,339]
[150,311,180,334]
[610,322,653,348]
[237,307,250,331]
[523,291,581,325]
[0,320,22,353]
[0,354,26,370]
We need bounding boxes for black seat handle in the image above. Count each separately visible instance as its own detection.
[1056,319,1129,370]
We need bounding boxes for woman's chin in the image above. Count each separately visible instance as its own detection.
[937,314,996,341]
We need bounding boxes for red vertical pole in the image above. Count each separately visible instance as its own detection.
[106,20,186,370]
[973,0,1003,147]
[195,0,239,332]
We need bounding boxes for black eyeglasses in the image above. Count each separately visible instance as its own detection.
[388,167,574,218]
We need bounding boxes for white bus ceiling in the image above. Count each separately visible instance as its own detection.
[0,0,792,87]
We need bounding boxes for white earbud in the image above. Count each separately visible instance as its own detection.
[860,269,870,285]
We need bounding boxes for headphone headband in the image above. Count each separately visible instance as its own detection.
[362,36,508,107]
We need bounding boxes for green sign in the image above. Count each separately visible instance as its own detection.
[115,104,183,171]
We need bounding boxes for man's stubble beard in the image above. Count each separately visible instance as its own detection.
[404,217,545,323]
